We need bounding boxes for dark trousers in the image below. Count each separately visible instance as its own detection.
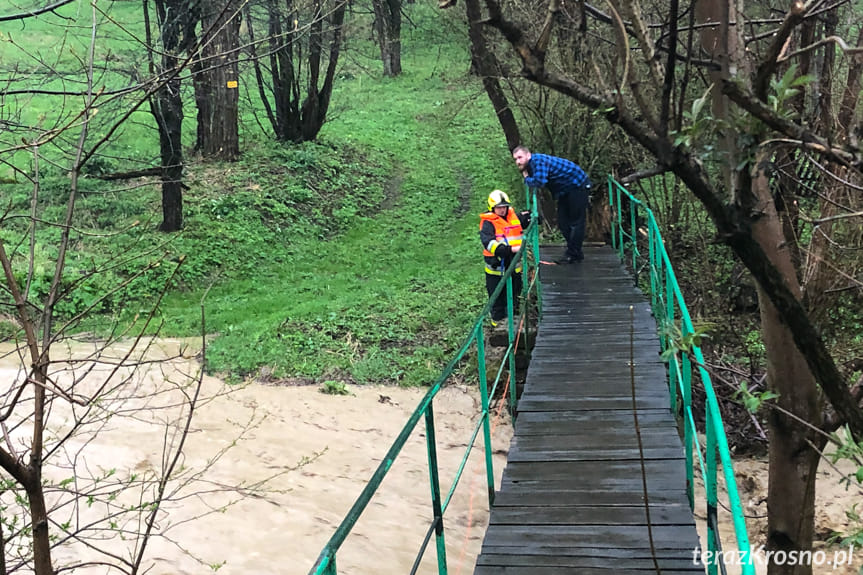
[486,271,522,321]
[557,187,589,260]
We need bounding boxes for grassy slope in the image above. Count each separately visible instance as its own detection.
[154,7,522,385]
[0,3,520,386]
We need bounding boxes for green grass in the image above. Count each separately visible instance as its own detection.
[157,12,522,385]
[0,2,523,387]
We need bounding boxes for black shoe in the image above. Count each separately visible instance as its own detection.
[555,256,582,264]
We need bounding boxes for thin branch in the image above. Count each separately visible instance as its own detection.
[130,285,207,573]
[659,0,679,137]
[754,0,807,99]
[605,0,630,105]
[808,209,863,225]
[0,0,76,23]
[778,34,863,63]
[619,165,669,184]
[618,0,664,88]
[535,0,561,60]
[723,81,861,170]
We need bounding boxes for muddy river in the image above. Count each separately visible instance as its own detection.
[0,338,513,574]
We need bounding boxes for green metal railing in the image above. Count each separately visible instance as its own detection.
[609,175,755,575]
[309,190,541,575]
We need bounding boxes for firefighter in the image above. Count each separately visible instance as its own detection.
[480,190,530,326]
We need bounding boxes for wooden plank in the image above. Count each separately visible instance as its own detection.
[500,460,686,482]
[516,397,673,411]
[475,567,702,575]
[500,472,686,489]
[480,524,701,549]
[511,431,680,450]
[488,505,695,526]
[515,419,679,436]
[480,544,700,560]
[506,446,685,462]
[518,388,671,399]
[477,553,701,570]
[515,409,677,428]
[492,488,687,507]
[472,246,700,575]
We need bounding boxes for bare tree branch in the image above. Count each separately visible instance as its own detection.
[0,0,77,23]
[722,79,862,170]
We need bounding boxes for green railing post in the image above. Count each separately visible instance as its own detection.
[618,188,625,260]
[648,222,659,316]
[706,413,718,575]
[424,403,448,574]
[608,175,753,575]
[666,267,676,412]
[696,355,756,575]
[528,187,542,320]
[505,275,517,420]
[629,199,638,273]
[682,346,694,509]
[609,175,617,251]
[474,325,496,506]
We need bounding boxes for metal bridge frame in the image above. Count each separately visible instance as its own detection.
[610,174,755,575]
[309,178,755,575]
[309,189,542,575]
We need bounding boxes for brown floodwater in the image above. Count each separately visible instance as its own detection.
[0,339,513,574]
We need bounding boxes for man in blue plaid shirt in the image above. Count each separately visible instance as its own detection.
[512,145,592,264]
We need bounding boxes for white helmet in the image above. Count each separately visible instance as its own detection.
[487,190,511,211]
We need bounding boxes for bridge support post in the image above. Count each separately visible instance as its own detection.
[474,325,496,507]
[706,417,719,575]
[423,404,448,574]
[682,348,694,509]
[666,268,677,413]
[505,276,517,421]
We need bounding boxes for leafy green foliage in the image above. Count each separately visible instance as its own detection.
[659,321,712,362]
[767,64,815,120]
[826,433,863,549]
[733,381,779,413]
[320,381,352,396]
[672,84,717,150]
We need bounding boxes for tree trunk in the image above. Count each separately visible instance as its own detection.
[151,0,187,232]
[265,0,299,140]
[750,155,823,575]
[464,0,520,150]
[25,473,52,575]
[697,5,822,571]
[155,58,184,232]
[372,0,402,77]
[695,0,742,200]
[300,0,347,141]
[196,0,241,160]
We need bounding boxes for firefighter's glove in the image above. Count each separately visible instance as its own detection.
[494,244,512,259]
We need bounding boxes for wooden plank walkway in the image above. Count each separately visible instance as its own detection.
[473,245,703,575]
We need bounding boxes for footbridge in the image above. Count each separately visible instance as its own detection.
[309,177,755,575]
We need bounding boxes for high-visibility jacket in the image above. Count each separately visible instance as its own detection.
[480,209,523,275]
